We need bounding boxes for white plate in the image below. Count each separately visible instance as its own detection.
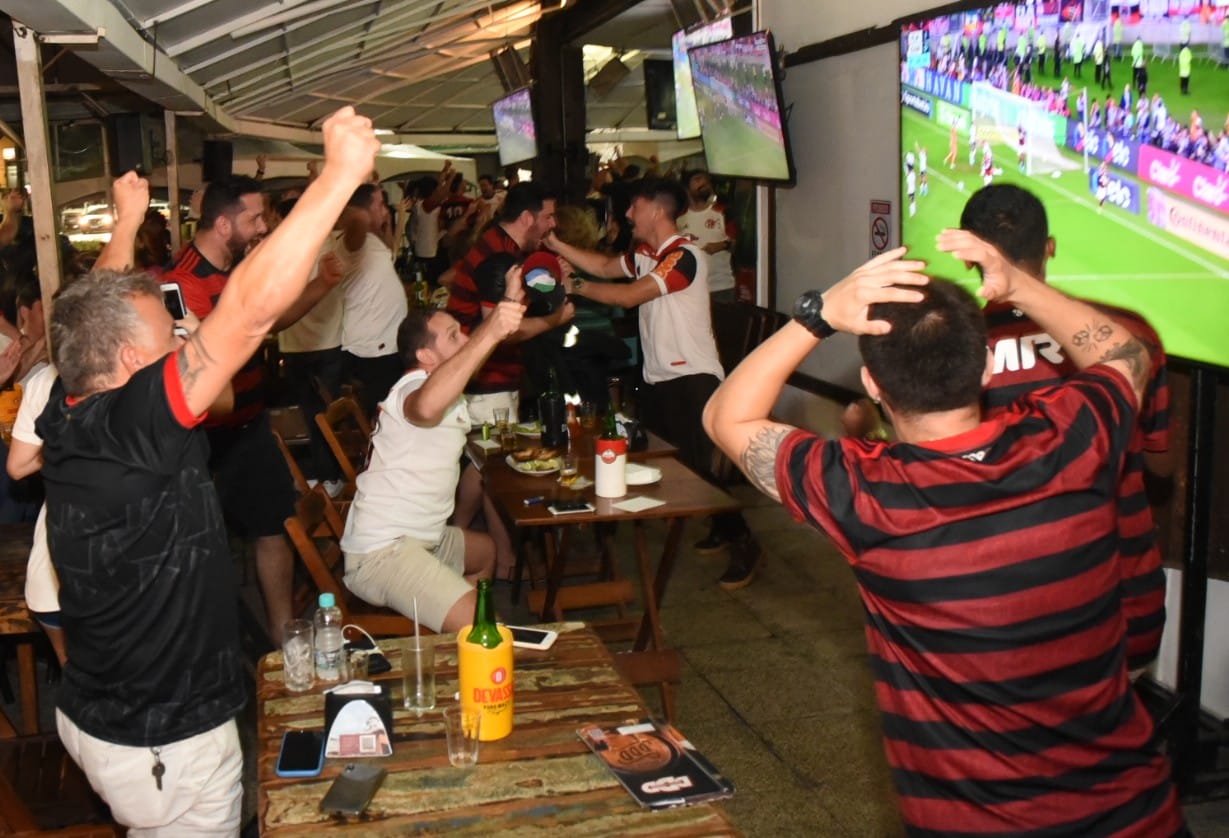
[513,422,542,437]
[506,454,560,476]
[624,463,662,486]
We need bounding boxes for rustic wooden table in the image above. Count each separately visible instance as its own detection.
[256,624,739,836]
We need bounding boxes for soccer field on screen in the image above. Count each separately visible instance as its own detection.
[901,106,1229,368]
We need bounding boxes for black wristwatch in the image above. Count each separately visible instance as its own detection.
[793,290,837,339]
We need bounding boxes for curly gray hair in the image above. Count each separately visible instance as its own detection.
[50,269,164,396]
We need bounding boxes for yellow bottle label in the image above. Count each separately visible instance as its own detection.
[457,624,514,741]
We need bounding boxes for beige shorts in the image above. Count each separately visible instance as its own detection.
[343,526,470,631]
[464,391,519,427]
[24,504,59,614]
[56,712,242,837]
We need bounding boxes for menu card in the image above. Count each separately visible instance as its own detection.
[578,719,734,809]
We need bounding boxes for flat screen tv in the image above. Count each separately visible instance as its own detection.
[672,17,734,140]
[492,87,537,167]
[688,31,795,183]
[899,3,1229,369]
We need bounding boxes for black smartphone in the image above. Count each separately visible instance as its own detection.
[343,634,391,675]
[320,763,387,817]
[276,730,324,778]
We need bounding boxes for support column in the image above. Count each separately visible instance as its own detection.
[164,110,182,254]
[12,20,61,339]
[531,17,588,201]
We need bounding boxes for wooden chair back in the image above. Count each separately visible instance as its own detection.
[271,429,312,497]
[315,396,372,491]
[284,487,424,638]
[0,733,122,836]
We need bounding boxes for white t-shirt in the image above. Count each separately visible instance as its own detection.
[411,202,442,259]
[677,203,735,293]
[341,369,471,553]
[621,234,725,385]
[278,233,344,354]
[11,364,57,613]
[336,233,408,358]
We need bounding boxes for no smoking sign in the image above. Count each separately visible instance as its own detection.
[870,200,892,257]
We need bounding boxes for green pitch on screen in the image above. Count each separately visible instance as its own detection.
[900,101,1229,369]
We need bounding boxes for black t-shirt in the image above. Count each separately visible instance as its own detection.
[36,356,246,747]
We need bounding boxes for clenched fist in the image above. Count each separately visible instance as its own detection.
[321,107,380,187]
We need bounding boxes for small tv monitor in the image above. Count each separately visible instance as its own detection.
[492,88,537,167]
[898,4,1229,369]
[672,18,734,140]
[643,59,677,131]
[688,31,795,183]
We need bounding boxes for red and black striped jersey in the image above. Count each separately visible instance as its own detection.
[984,301,1169,669]
[775,366,1183,836]
[446,225,523,395]
[163,244,265,429]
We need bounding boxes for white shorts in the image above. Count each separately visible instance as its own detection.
[463,391,519,428]
[56,712,242,837]
[24,504,59,614]
[343,526,470,631]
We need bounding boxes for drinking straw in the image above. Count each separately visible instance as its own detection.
[413,597,423,702]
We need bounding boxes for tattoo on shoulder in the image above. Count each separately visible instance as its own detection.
[1100,337,1151,393]
[740,425,792,503]
[176,330,216,397]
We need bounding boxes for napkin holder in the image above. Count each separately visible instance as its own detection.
[324,682,393,758]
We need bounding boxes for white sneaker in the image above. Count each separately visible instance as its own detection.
[323,480,345,498]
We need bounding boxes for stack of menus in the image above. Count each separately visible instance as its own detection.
[578,719,734,809]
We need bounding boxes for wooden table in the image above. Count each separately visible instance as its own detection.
[256,624,739,836]
[477,447,740,719]
[0,523,39,736]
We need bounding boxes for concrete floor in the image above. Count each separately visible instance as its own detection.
[5,482,1229,836]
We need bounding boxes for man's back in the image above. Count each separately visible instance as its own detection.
[445,224,524,395]
[37,357,245,747]
[336,232,407,358]
[774,366,1181,836]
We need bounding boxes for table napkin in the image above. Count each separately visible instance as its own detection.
[612,496,666,512]
[474,438,501,452]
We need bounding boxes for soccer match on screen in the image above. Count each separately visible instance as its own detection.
[900,1,1229,368]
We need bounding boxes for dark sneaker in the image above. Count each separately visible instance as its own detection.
[693,531,728,554]
[718,538,762,592]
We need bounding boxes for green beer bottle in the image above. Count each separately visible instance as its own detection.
[466,579,503,649]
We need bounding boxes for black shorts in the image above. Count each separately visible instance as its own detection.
[206,414,297,539]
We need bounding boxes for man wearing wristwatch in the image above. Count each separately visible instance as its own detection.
[544,178,762,590]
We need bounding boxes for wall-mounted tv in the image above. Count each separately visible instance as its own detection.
[899,4,1229,369]
[492,87,537,167]
[688,31,795,184]
[672,17,734,140]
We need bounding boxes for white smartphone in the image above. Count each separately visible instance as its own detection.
[508,625,559,651]
[160,282,187,320]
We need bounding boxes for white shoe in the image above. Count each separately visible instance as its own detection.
[323,479,345,498]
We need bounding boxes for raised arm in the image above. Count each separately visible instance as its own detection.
[94,173,149,271]
[542,230,627,279]
[175,107,378,416]
[937,229,1152,404]
[703,248,929,502]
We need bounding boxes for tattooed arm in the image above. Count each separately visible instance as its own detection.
[937,229,1152,405]
[173,108,379,417]
[704,248,929,503]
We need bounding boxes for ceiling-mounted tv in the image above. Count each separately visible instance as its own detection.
[492,87,537,167]
[899,4,1229,369]
[672,17,734,140]
[688,31,795,184]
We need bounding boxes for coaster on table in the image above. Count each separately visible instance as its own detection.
[612,496,666,513]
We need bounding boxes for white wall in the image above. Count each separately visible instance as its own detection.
[761,0,1226,718]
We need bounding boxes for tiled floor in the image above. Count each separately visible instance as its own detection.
[6,482,1229,836]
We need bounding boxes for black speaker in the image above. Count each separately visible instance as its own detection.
[588,56,630,100]
[643,59,677,131]
[106,114,154,177]
[202,140,233,182]
[490,47,531,93]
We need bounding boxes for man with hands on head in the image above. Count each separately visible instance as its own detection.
[703,243,1183,836]
[36,108,379,836]
[341,265,527,633]
[544,178,761,591]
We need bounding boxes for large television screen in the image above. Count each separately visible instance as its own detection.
[899,4,1229,368]
[689,31,795,183]
[672,18,734,140]
[493,88,537,167]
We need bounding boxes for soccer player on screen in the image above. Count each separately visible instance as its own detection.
[1097,160,1111,212]
[1017,123,1027,173]
[944,123,959,169]
[904,152,917,217]
[981,140,995,186]
[917,145,929,196]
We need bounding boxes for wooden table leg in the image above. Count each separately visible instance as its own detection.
[634,518,685,653]
[17,638,38,734]
[539,527,572,622]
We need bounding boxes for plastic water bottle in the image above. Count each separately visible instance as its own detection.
[313,592,345,683]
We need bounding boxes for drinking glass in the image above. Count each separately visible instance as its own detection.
[500,428,518,453]
[282,619,314,693]
[559,453,579,487]
[492,407,510,434]
[443,706,481,767]
[578,401,596,430]
[402,637,436,713]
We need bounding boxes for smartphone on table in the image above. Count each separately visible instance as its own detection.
[508,625,559,651]
[276,730,324,778]
[319,762,387,817]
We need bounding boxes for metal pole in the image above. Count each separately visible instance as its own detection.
[164,110,182,255]
[12,20,61,342]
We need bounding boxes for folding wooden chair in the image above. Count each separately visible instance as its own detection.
[284,487,425,638]
[315,396,372,494]
[0,733,121,836]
